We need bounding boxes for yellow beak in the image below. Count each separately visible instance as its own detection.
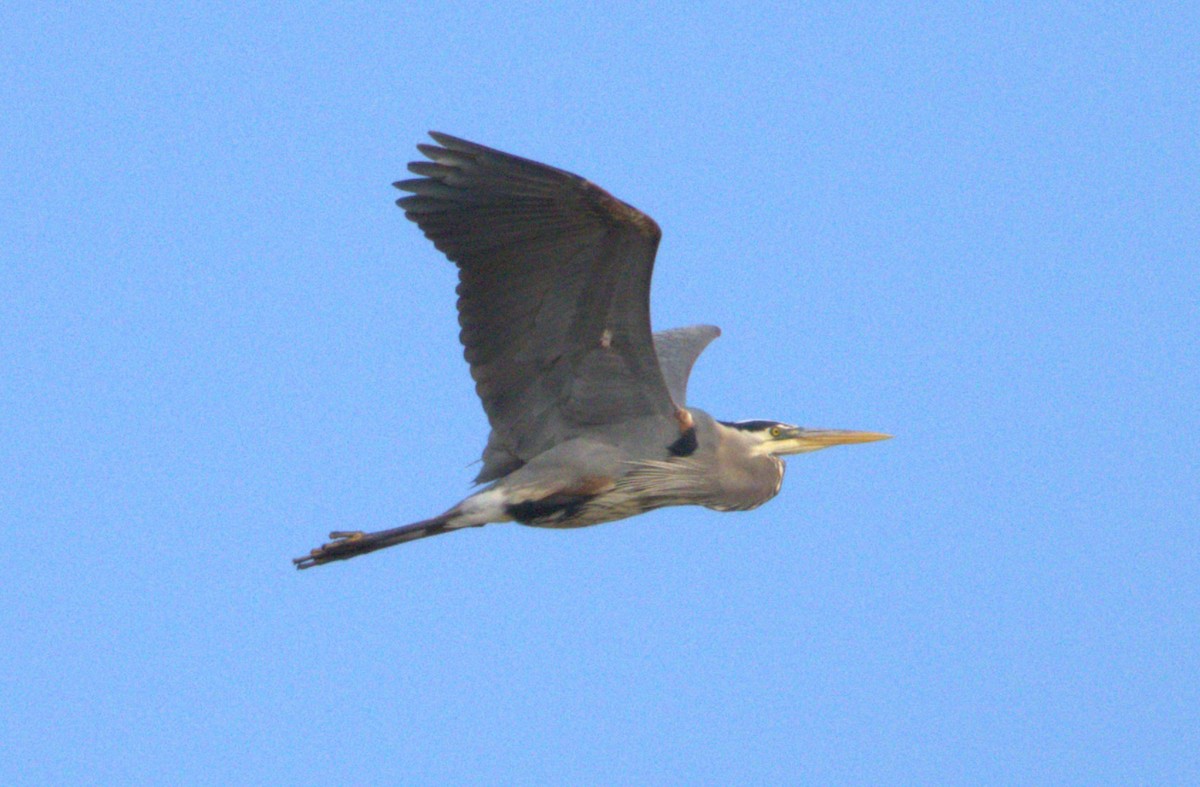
[774,428,892,455]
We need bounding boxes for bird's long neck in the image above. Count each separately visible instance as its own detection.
[702,419,787,511]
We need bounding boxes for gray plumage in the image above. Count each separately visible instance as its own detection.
[294,133,888,569]
[653,325,721,406]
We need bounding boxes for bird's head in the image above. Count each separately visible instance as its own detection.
[720,419,891,457]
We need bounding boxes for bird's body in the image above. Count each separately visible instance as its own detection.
[295,133,888,569]
[463,408,788,529]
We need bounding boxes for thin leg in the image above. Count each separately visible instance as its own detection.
[293,514,467,569]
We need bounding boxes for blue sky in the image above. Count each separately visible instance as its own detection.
[3,3,1197,783]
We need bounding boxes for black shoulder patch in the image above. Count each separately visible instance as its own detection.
[506,494,590,525]
[668,427,698,457]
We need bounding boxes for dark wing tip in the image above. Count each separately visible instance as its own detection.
[419,132,504,165]
[415,142,445,159]
[427,130,477,150]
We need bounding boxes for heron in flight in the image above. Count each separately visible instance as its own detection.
[294,133,889,569]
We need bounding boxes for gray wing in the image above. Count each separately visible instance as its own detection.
[652,325,721,406]
[395,133,677,483]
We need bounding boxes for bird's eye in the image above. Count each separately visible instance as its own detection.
[769,426,782,438]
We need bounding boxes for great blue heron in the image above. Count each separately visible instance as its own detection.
[294,133,889,569]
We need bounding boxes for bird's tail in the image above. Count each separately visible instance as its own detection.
[293,513,469,569]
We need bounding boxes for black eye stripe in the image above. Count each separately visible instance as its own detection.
[719,419,783,432]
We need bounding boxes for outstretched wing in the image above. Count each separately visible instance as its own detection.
[653,325,721,406]
[395,133,677,482]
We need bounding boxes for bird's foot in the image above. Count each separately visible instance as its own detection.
[293,531,366,570]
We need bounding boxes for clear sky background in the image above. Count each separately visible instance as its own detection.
[4,3,1197,784]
